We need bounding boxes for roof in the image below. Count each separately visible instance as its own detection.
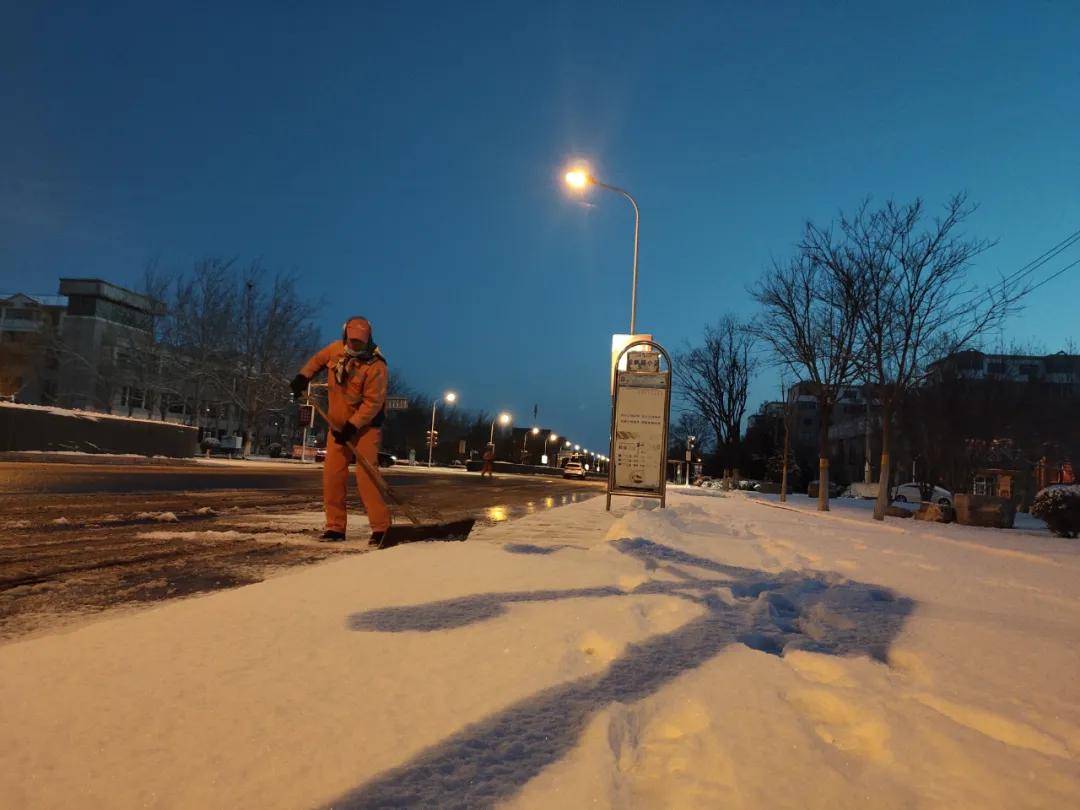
[0,293,68,308]
[57,278,164,314]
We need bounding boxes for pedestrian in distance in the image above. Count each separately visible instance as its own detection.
[290,316,391,545]
[480,443,495,478]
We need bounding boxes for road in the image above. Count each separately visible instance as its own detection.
[0,461,603,641]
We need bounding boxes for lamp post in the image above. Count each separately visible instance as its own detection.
[428,391,456,467]
[565,167,641,334]
[545,433,559,467]
[522,426,540,464]
[490,412,511,445]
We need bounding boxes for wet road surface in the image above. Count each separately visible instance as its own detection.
[0,462,603,641]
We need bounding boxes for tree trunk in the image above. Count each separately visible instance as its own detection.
[817,401,831,511]
[873,401,893,521]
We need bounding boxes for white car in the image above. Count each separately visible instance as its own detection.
[892,482,952,506]
[563,462,587,479]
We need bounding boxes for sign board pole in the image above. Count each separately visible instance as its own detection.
[607,338,672,511]
[300,382,311,463]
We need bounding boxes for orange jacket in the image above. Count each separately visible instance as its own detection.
[300,342,388,430]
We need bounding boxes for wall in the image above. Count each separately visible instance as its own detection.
[0,403,198,457]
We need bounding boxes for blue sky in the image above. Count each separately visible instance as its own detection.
[3,1,1078,450]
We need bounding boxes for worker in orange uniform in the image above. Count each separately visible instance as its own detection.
[290,316,391,544]
[480,443,495,478]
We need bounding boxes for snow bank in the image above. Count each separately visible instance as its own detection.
[0,400,192,428]
[0,492,1077,808]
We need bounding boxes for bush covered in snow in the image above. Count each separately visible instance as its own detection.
[1030,488,1080,538]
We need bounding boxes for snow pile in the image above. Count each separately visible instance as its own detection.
[0,400,196,429]
[0,492,1077,808]
[134,511,179,523]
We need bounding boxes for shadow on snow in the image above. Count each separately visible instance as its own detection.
[329,538,913,809]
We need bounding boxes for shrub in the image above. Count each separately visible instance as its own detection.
[1030,488,1080,538]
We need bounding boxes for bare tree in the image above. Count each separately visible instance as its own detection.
[222,263,319,455]
[827,195,1012,519]
[673,317,756,470]
[751,248,863,511]
[669,410,712,456]
[164,258,240,427]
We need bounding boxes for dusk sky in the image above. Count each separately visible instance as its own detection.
[3,1,1078,450]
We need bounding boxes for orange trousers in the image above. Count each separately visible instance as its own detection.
[323,426,391,534]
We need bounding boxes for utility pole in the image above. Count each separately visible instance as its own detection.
[780,384,791,503]
[863,384,872,484]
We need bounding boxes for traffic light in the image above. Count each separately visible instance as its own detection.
[426,429,439,447]
[297,404,315,428]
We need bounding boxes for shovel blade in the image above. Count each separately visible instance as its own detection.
[378,518,476,549]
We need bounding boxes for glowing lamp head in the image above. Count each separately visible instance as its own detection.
[564,169,589,190]
[531,427,540,435]
[499,412,511,425]
[445,392,457,403]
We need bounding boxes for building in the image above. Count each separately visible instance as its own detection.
[750,383,881,488]
[0,293,67,402]
[919,350,1079,499]
[2,279,253,444]
[54,278,163,412]
[829,385,881,486]
[930,349,1080,393]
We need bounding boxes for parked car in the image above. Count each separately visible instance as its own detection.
[563,462,587,479]
[892,482,952,506]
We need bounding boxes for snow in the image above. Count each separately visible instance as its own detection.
[134,510,179,522]
[1,491,1078,808]
[0,400,197,430]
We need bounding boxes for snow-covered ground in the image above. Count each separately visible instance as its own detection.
[1,491,1078,808]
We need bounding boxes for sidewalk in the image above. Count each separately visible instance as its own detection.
[1,492,1077,808]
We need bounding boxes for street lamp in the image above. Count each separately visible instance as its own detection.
[522,426,540,464]
[564,165,641,334]
[490,411,511,445]
[428,391,457,467]
[545,433,559,467]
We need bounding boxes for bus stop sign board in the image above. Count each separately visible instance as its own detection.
[607,339,672,510]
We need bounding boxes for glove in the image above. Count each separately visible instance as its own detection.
[331,421,359,445]
[289,374,309,400]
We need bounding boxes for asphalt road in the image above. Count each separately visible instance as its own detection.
[0,461,603,641]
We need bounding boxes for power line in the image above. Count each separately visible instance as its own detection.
[999,227,1080,288]
[957,225,1080,312]
[1022,255,1080,297]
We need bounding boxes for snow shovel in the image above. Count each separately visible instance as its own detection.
[301,398,474,547]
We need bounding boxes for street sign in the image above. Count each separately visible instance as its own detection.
[610,333,653,394]
[385,396,409,411]
[626,350,660,372]
[607,339,672,510]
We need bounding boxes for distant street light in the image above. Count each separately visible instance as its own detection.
[564,165,641,333]
[522,426,540,464]
[545,433,559,467]
[428,391,457,467]
[490,412,511,445]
